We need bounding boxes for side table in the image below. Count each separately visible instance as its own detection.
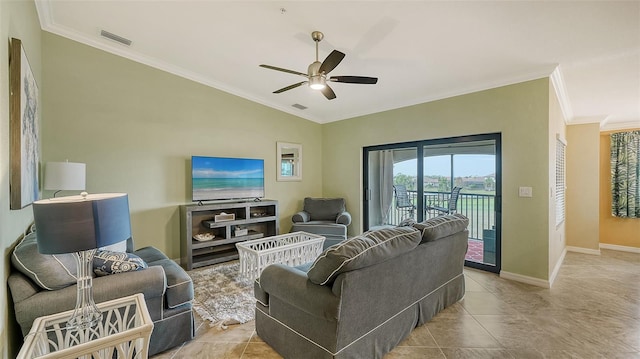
[17,293,154,359]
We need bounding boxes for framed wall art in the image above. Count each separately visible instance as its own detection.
[10,37,40,209]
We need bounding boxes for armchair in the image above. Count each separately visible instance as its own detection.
[8,232,194,356]
[291,197,351,249]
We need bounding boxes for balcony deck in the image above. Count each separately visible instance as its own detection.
[388,190,496,264]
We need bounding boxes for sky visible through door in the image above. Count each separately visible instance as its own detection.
[394,155,495,177]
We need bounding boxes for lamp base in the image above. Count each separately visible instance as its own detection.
[67,249,102,330]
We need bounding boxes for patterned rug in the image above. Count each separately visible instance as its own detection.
[188,260,255,328]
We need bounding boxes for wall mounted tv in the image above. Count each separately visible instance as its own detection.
[191,156,265,202]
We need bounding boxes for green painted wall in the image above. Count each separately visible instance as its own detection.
[41,32,323,260]
[0,0,42,356]
[322,79,551,280]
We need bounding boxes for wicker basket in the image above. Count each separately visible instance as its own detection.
[236,232,325,280]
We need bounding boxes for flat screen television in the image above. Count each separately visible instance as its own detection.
[191,156,265,202]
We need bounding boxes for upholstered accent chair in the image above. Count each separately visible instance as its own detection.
[291,197,351,249]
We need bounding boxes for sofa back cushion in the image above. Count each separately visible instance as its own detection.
[307,226,421,286]
[304,197,346,221]
[11,232,77,290]
[412,214,469,243]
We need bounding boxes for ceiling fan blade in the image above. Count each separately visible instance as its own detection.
[273,81,307,94]
[319,50,345,74]
[321,85,337,100]
[260,64,308,78]
[329,76,378,84]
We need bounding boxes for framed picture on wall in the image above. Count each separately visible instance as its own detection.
[9,37,40,209]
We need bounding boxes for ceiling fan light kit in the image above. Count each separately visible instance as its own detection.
[309,75,325,90]
[260,31,378,100]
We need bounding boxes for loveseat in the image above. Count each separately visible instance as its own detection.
[255,214,469,359]
[291,197,352,249]
[8,232,195,356]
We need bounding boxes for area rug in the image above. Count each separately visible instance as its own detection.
[188,260,255,328]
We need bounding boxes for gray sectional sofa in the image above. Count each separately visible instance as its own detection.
[255,214,469,359]
[8,232,194,356]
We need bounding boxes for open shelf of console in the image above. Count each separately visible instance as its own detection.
[180,200,279,270]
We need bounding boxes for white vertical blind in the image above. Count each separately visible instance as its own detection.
[555,137,566,226]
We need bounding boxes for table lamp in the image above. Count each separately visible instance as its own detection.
[44,161,86,197]
[32,193,132,330]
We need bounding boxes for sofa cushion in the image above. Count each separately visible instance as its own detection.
[307,226,421,286]
[412,214,469,243]
[304,197,346,221]
[11,233,77,291]
[93,250,147,276]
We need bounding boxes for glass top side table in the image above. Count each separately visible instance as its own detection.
[17,293,154,359]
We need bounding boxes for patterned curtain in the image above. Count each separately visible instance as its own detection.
[611,130,640,218]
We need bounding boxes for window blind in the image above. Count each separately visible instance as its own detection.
[555,138,566,226]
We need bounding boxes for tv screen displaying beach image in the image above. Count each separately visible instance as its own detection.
[192,156,265,201]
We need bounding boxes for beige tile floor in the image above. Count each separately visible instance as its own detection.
[152,249,640,358]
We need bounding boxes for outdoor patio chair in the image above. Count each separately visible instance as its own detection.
[393,185,416,219]
[426,186,462,216]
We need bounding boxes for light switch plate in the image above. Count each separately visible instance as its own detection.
[519,186,533,197]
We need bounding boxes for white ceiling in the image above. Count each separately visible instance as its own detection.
[36,1,640,129]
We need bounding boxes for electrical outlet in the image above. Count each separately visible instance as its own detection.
[519,186,533,197]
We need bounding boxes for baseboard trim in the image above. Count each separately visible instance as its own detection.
[566,246,601,255]
[599,243,640,253]
[500,271,550,288]
[548,248,567,288]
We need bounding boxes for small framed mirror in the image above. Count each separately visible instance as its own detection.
[277,142,302,181]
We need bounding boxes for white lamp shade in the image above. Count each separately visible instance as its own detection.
[44,162,86,191]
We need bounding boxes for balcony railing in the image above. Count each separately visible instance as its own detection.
[389,190,496,240]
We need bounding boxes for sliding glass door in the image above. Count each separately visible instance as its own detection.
[363,133,501,273]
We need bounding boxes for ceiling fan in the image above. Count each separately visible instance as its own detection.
[259,31,378,100]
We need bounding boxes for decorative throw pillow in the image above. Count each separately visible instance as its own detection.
[307,226,421,286]
[93,250,147,276]
[412,214,469,243]
[11,232,77,290]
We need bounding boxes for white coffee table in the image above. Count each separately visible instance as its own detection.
[236,231,325,280]
[17,293,153,359]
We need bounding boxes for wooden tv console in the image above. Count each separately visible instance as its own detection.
[180,200,279,270]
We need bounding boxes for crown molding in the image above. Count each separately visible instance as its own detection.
[34,0,53,27]
[551,67,640,132]
[600,117,640,131]
[324,67,557,124]
[550,66,573,123]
